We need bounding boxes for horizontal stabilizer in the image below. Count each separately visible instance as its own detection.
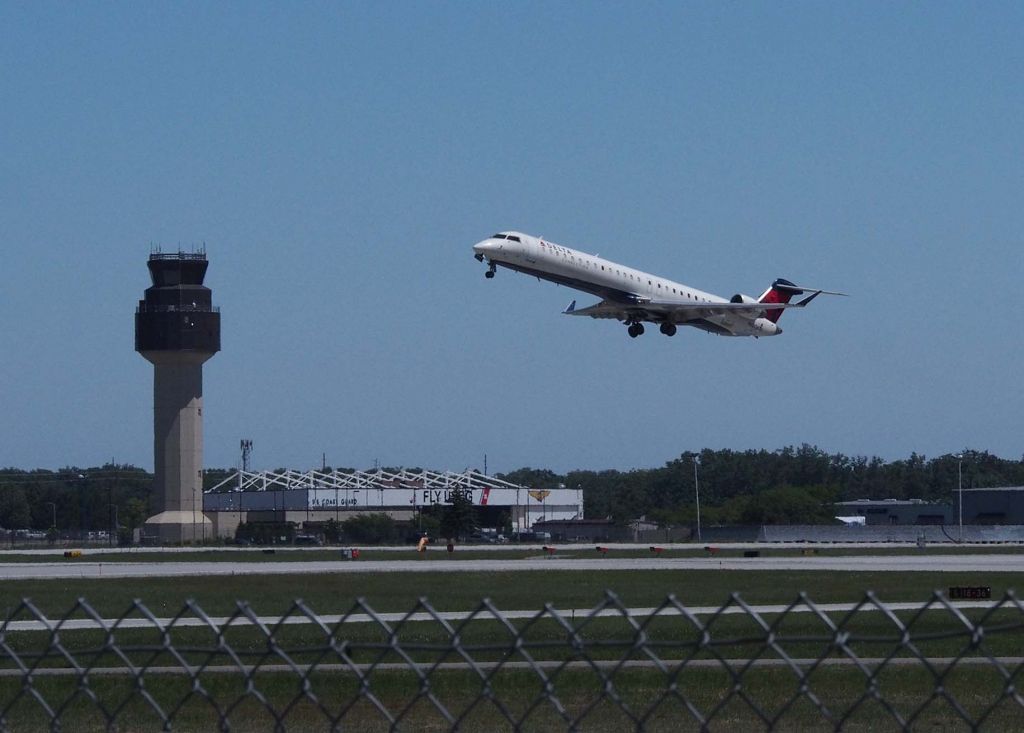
[772,280,847,297]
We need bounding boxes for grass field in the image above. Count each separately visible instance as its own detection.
[3,565,1022,618]
[4,665,1022,732]
[3,562,1023,730]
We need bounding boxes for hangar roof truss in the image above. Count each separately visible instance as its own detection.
[205,468,531,494]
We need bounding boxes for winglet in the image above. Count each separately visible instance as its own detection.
[773,280,847,297]
[563,299,577,314]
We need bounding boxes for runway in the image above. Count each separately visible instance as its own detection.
[2,656,1018,678]
[3,541,1020,557]
[3,553,1024,580]
[0,600,1003,633]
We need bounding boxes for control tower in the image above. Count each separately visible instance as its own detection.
[135,251,220,543]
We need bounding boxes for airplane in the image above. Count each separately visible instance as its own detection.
[473,231,845,338]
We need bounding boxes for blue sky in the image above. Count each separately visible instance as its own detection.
[2,3,1022,474]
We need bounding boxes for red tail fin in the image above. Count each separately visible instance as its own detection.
[758,278,802,323]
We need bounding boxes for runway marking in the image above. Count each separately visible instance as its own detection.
[0,601,1003,633]
[0,657,1018,677]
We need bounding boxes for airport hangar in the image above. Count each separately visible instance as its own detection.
[201,467,583,538]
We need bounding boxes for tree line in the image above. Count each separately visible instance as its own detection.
[0,464,153,535]
[498,446,1024,526]
[1,447,1022,531]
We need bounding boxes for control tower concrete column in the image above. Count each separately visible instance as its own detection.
[135,252,221,543]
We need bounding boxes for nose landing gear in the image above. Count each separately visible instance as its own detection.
[484,263,496,279]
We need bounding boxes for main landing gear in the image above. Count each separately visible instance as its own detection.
[627,321,676,338]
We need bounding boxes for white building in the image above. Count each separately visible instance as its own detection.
[202,468,583,538]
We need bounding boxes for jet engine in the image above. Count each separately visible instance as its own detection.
[752,318,781,336]
[730,293,758,305]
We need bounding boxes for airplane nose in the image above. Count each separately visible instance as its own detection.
[473,240,497,261]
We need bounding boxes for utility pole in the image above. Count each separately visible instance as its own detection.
[694,455,702,543]
[957,454,964,544]
[108,471,117,548]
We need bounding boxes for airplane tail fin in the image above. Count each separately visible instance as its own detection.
[758,278,847,322]
[757,278,800,323]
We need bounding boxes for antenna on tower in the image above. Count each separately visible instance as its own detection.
[241,439,253,472]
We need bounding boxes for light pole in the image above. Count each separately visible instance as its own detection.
[108,473,115,548]
[46,502,57,530]
[693,456,702,543]
[77,473,87,541]
[957,454,963,544]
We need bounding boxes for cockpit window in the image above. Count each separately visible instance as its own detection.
[506,235,521,243]
[491,233,507,239]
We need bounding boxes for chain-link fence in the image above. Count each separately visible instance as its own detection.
[2,590,1023,731]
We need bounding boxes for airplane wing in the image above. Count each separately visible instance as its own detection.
[563,297,817,322]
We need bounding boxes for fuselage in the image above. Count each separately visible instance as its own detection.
[473,231,720,305]
[473,231,780,337]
